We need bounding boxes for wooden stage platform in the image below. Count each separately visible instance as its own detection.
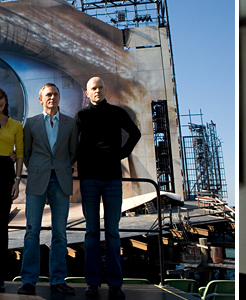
[1,282,199,300]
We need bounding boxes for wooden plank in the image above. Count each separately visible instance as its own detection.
[169,230,183,238]
[162,237,169,245]
[184,225,209,236]
[9,250,21,260]
[67,247,76,258]
[207,225,214,232]
[129,239,148,251]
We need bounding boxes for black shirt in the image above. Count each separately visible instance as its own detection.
[75,99,141,180]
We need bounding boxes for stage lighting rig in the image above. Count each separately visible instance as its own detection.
[117,11,126,22]
[110,18,117,24]
[133,14,152,23]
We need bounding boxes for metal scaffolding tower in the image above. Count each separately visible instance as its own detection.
[182,111,227,200]
[151,100,174,192]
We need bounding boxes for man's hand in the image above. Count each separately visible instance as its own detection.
[9,151,17,162]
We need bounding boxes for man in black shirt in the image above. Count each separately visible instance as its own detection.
[75,77,141,299]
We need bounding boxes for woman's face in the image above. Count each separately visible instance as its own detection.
[0,97,6,113]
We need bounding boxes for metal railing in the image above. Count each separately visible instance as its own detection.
[9,176,165,286]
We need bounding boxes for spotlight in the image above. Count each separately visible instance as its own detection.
[110,18,117,24]
[146,15,152,22]
[133,15,152,22]
[117,11,126,22]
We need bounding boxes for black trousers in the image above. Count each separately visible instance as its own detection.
[0,157,15,279]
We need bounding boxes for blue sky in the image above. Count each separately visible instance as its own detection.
[166,1,235,206]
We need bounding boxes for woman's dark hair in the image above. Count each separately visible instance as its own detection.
[0,88,9,116]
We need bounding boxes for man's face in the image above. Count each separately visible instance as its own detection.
[39,86,60,112]
[86,77,106,105]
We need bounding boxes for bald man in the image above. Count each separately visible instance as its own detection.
[75,77,141,299]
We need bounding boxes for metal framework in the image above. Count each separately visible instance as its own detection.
[182,111,227,199]
[151,100,174,192]
[66,0,166,29]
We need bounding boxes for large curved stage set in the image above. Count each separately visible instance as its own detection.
[0,0,183,204]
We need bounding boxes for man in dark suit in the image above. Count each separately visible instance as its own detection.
[75,77,141,299]
[18,83,78,296]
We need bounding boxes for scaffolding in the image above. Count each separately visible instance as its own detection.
[66,0,166,29]
[182,110,227,200]
[151,100,174,192]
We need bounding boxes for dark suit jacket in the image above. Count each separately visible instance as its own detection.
[24,113,78,196]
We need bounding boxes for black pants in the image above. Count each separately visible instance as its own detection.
[0,157,15,279]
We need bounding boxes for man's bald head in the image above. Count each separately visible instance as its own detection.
[85,77,106,105]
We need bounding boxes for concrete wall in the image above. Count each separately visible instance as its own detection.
[124,26,183,199]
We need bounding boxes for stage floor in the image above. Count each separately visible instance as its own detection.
[0,282,199,300]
